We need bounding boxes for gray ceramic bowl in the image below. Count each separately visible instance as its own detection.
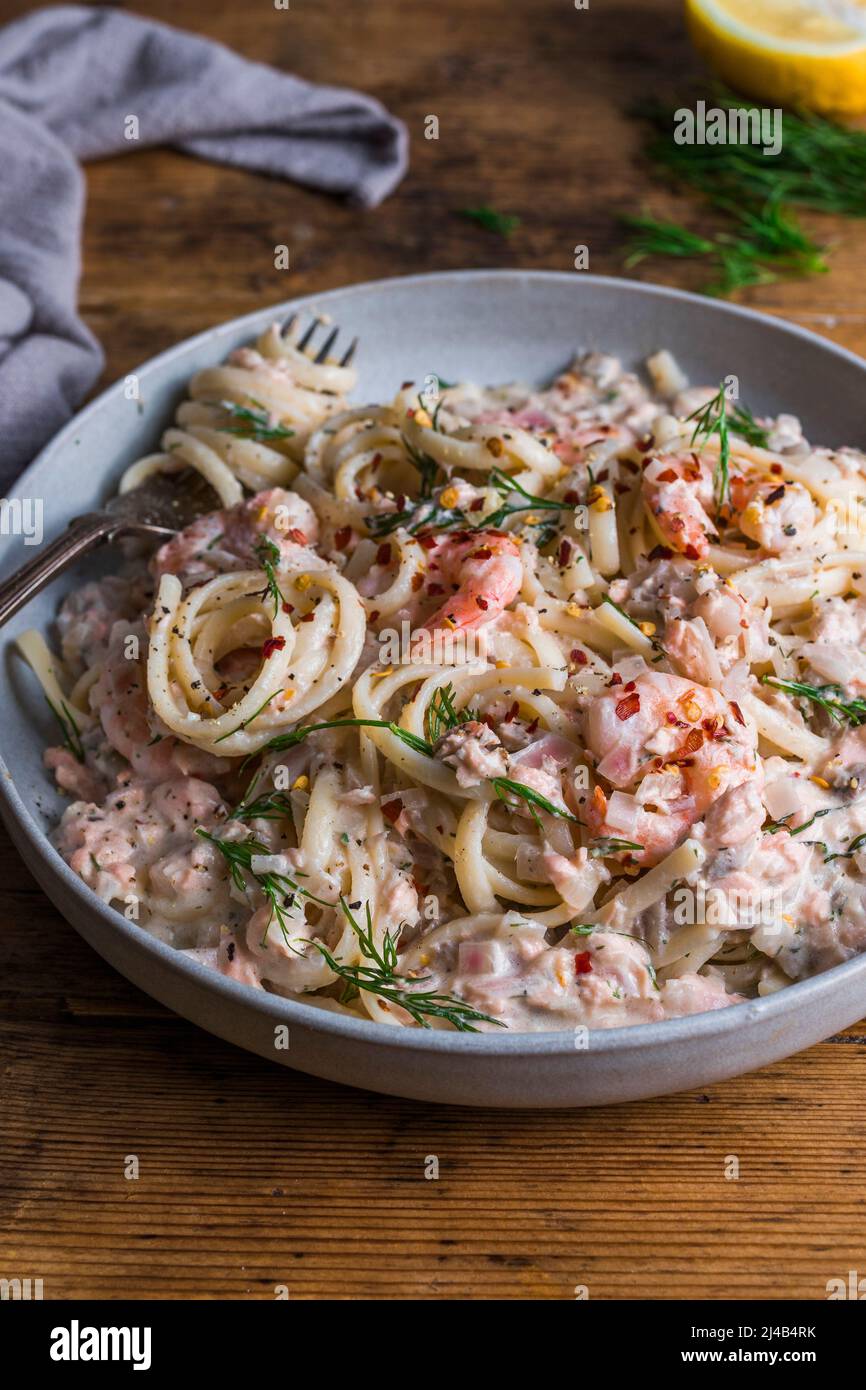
[3,270,866,1107]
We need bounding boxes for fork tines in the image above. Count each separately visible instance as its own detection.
[281,313,357,367]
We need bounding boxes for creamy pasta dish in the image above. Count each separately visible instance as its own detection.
[18,322,866,1032]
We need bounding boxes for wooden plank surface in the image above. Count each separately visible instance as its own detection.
[2,0,866,1301]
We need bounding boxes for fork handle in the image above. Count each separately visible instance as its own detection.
[0,513,115,628]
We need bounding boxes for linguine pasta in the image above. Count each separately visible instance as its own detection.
[18,324,866,1032]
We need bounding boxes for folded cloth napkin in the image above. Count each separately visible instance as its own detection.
[0,5,408,487]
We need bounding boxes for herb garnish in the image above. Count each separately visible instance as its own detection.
[687,383,732,511]
[254,535,286,618]
[218,400,294,443]
[248,717,434,766]
[458,206,521,238]
[761,675,866,727]
[213,688,282,744]
[588,836,643,858]
[308,898,503,1031]
[825,832,866,864]
[425,681,476,745]
[45,697,85,763]
[196,828,326,946]
[491,777,579,826]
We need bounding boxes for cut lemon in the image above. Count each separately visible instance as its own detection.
[685,0,866,115]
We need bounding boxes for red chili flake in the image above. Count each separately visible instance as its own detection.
[370,452,383,471]
[503,700,520,723]
[614,482,630,495]
[212,685,229,701]
[684,543,700,560]
[411,573,424,592]
[469,497,485,512]
[376,542,392,566]
[574,951,593,976]
[621,459,640,475]
[261,636,286,659]
[419,535,438,550]
[637,435,655,453]
[470,547,492,560]
[648,544,673,561]
[299,613,315,623]
[681,728,704,755]
[334,526,352,551]
[286,528,307,544]
[610,672,623,686]
[427,582,445,596]
[281,601,294,614]
[770,463,783,476]
[563,489,580,504]
[526,717,539,735]
[354,486,365,502]
[615,692,641,721]
[596,468,610,482]
[667,515,685,533]
[730,700,746,726]
[570,648,588,666]
[623,680,636,692]
[558,539,573,566]
[381,800,403,824]
[476,596,489,610]
[665,711,678,725]
[369,610,380,623]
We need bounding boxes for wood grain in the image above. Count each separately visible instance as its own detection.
[2,0,866,1301]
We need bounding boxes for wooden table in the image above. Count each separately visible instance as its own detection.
[3,0,866,1301]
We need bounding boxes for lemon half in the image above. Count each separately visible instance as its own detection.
[685,0,866,115]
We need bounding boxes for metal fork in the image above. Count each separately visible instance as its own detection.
[0,314,357,627]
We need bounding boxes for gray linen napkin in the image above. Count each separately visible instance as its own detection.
[0,5,408,486]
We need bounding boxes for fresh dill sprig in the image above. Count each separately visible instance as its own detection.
[402,435,442,499]
[249,717,433,767]
[825,832,866,864]
[218,400,294,443]
[254,535,286,618]
[621,93,847,296]
[458,205,521,238]
[483,468,576,529]
[491,776,579,826]
[687,383,732,511]
[365,497,468,538]
[620,206,825,297]
[641,94,866,219]
[588,836,643,858]
[45,696,86,763]
[308,898,504,1031]
[196,828,326,947]
[728,402,770,449]
[228,790,297,822]
[425,682,477,744]
[213,688,282,744]
[761,675,866,727]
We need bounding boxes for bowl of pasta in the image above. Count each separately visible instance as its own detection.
[3,269,866,1107]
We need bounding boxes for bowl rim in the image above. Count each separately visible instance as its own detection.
[4,266,866,1058]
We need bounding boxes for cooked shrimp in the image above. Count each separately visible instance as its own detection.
[728,475,819,554]
[642,453,716,559]
[582,670,759,865]
[420,530,522,633]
